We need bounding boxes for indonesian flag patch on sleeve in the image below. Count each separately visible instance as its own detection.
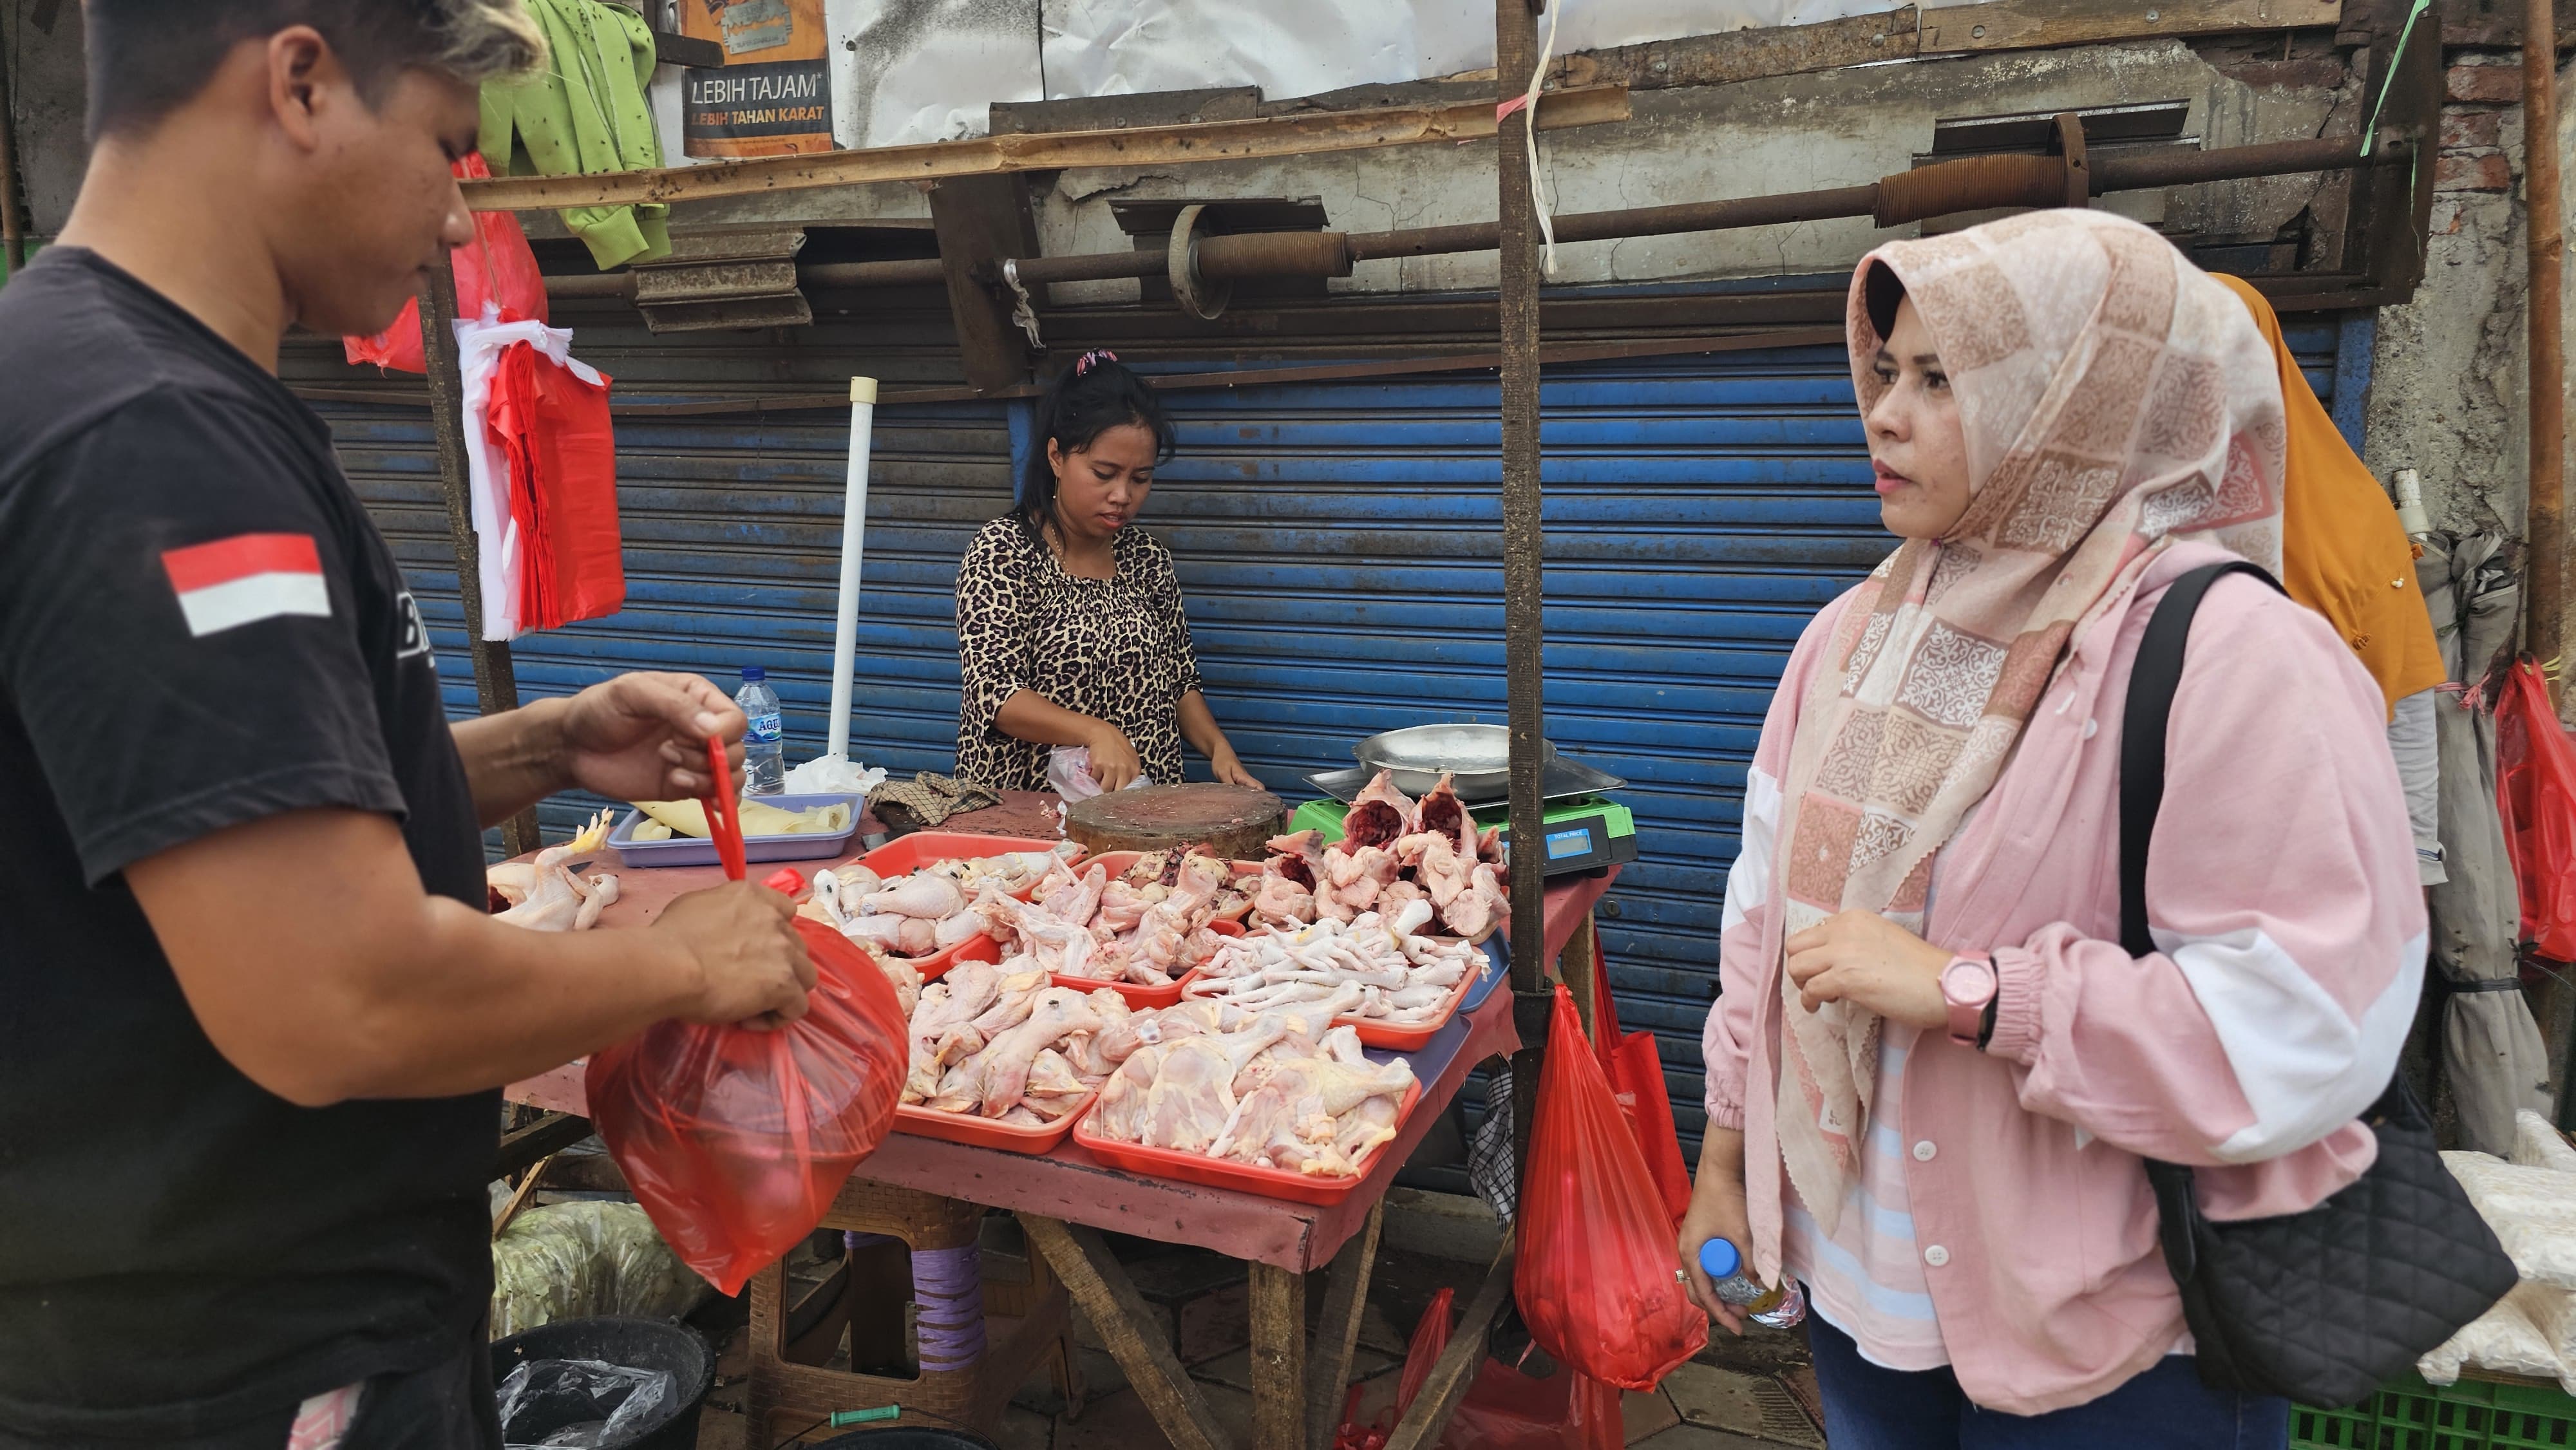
[161,532,332,637]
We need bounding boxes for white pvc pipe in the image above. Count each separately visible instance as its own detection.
[828,376,878,760]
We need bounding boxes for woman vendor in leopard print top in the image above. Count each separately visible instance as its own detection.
[952,352,1261,794]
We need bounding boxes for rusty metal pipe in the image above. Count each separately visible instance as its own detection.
[538,133,2411,302]
[0,53,24,275]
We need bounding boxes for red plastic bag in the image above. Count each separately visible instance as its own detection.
[1588,936,1694,1229]
[585,918,906,1295]
[2497,656,2576,962]
[344,153,547,373]
[486,341,624,631]
[1518,981,1707,1390]
[1333,1287,1621,1450]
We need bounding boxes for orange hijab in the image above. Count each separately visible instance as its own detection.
[2215,274,2443,718]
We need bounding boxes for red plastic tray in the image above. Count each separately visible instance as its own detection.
[894,1090,1095,1153]
[1072,1080,1423,1205]
[1341,953,1476,1050]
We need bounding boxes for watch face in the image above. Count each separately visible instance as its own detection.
[1942,958,1996,1006]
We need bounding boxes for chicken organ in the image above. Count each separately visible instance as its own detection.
[1255,772,1511,945]
[489,846,621,932]
[1090,1003,1417,1176]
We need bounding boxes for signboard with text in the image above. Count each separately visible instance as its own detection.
[680,0,833,158]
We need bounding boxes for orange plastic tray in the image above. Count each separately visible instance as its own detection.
[1071,1080,1422,1205]
[894,1090,1095,1153]
[1341,954,1476,1050]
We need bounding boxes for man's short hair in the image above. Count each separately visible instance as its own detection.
[85,1,547,142]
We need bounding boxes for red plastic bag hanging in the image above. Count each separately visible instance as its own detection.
[1333,1288,1621,1450]
[1517,981,1707,1390]
[345,153,548,373]
[2496,656,2576,962]
[584,744,906,1294]
[485,340,624,631]
[1587,935,1694,1229]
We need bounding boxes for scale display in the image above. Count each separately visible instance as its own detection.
[1544,825,1599,862]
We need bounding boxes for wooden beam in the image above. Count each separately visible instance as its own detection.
[649,28,723,69]
[1019,1214,1234,1450]
[1562,6,1922,89]
[1919,0,2342,51]
[418,265,540,858]
[1307,1201,1385,1450]
[1249,1263,1308,1450]
[927,175,1040,394]
[461,86,1631,212]
[493,1110,592,1182]
[1383,1238,1517,1450]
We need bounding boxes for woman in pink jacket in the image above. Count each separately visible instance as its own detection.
[1681,209,2423,1448]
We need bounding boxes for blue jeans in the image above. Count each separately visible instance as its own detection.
[1807,1312,2289,1450]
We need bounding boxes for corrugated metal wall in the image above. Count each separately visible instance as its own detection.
[300,297,2348,1156]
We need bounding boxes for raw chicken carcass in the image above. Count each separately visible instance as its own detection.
[1415,772,1478,856]
[1340,770,1419,851]
[491,847,620,932]
[860,872,968,919]
[1264,831,1325,889]
[1439,862,1510,945]
[1251,869,1314,928]
[960,987,1104,1118]
[848,914,938,957]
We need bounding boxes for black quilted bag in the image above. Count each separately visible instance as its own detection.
[2121,561,2518,1409]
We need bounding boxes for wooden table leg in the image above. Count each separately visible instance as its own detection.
[1249,1261,1307,1450]
[1019,1213,1234,1450]
[1306,1200,1385,1450]
[1384,1232,1517,1450]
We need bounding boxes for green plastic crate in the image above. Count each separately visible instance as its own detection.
[2293,1374,2575,1450]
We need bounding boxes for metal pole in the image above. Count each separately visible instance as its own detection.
[0,44,26,276]
[419,263,542,856]
[2528,0,2567,692]
[1498,0,1551,1185]
[827,377,878,760]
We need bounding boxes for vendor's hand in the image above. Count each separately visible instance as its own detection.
[1677,1169,1756,1335]
[1785,909,1953,1031]
[1208,743,1264,790]
[656,881,816,1030]
[1084,726,1144,791]
[558,673,747,801]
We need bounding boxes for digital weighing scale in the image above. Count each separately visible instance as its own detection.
[1291,757,1638,878]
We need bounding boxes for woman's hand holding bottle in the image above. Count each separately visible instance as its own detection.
[1677,1127,1755,1335]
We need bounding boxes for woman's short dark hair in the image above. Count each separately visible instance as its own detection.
[1016,351,1178,546]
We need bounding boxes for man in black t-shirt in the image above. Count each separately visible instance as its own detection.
[0,6,820,1448]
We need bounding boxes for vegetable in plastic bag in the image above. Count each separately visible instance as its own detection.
[494,1357,672,1449]
[1515,981,1707,1391]
[490,1202,708,1339]
[585,918,906,1295]
[2495,657,2576,962]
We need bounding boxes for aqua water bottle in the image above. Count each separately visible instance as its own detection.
[735,667,784,795]
[1697,1239,1808,1329]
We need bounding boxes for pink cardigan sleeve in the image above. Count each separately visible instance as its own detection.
[1703,592,1855,1133]
[1982,574,2427,1172]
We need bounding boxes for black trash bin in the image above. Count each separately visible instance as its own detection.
[488,1316,714,1450]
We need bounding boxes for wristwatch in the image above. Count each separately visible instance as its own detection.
[1940,953,1998,1050]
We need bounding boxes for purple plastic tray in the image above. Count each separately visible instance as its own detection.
[605,793,862,868]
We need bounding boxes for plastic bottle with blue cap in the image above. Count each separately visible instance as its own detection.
[1696,1238,1808,1329]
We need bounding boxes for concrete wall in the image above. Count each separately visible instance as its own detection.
[2362,49,2576,540]
[2,0,90,237]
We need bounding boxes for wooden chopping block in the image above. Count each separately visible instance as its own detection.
[1065,784,1285,860]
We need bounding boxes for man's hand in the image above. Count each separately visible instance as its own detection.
[560,672,747,801]
[1784,909,1952,1030]
[654,881,817,1030]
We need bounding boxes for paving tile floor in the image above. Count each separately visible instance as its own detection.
[695,1233,1828,1449]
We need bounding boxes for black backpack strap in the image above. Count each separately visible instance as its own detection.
[2119,559,2286,1285]
[2117,561,2289,957]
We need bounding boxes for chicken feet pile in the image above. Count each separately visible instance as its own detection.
[1090,998,1418,1177]
[1249,771,1510,943]
[1182,912,1478,1028]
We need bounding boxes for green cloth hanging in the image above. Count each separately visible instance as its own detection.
[480,0,672,271]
